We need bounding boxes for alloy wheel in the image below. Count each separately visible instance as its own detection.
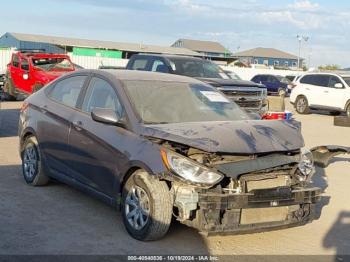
[125,185,150,230]
[23,145,38,180]
[296,97,307,113]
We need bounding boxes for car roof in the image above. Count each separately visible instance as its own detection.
[92,69,207,84]
[17,52,69,59]
[135,53,205,61]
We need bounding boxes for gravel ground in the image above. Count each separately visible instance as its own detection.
[0,100,349,259]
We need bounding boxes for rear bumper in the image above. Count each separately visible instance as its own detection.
[181,187,321,234]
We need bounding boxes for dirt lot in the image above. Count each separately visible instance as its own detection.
[0,100,349,258]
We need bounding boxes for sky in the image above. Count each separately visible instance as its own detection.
[0,0,349,68]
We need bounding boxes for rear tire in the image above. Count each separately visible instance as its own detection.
[32,83,43,93]
[3,81,16,101]
[346,104,350,118]
[122,170,172,241]
[295,95,310,114]
[21,136,49,186]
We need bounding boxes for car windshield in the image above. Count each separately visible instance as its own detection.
[342,77,350,86]
[276,76,291,84]
[167,57,230,79]
[32,57,74,71]
[124,80,249,124]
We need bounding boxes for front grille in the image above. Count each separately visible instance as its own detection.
[222,90,262,97]
[235,100,262,108]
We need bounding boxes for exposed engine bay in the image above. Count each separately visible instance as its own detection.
[155,140,332,234]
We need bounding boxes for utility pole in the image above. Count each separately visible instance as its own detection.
[296,35,309,69]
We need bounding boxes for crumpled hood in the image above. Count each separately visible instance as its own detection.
[197,78,262,88]
[142,120,304,154]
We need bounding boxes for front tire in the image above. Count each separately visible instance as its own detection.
[278,88,286,97]
[295,95,310,114]
[346,104,350,118]
[21,136,49,186]
[122,170,172,241]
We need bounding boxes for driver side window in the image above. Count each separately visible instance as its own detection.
[82,77,123,118]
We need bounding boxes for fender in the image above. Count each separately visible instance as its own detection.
[311,145,350,167]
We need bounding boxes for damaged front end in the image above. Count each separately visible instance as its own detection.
[311,145,350,168]
[159,142,322,234]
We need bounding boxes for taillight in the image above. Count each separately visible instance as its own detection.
[20,102,29,113]
[263,111,292,120]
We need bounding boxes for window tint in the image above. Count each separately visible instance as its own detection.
[82,77,123,118]
[328,76,341,88]
[267,75,277,83]
[49,76,86,108]
[300,74,330,87]
[12,55,19,68]
[21,59,29,71]
[260,75,268,81]
[131,59,148,71]
[252,76,259,82]
[151,60,168,73]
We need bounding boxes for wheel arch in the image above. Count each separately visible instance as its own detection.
[19,127,38,158]
[345,99,350,110]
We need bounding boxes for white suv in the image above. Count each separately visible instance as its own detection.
[290,73,350,116]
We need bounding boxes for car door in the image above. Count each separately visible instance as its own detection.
[37,75,88,175]
[19,58,34,94]
[68,76,127,196]
[322,75,347,109]
[259,75,272,92]
[267,75,280,93]
[302,74,330,106]
[9,54,22,89]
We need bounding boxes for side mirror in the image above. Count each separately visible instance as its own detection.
[91,108,123,126]
[23,73,29,80]
[334,83,343,89]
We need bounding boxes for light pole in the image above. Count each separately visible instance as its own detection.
[296,35,309,69]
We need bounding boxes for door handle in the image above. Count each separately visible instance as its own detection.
[72,121,83,131]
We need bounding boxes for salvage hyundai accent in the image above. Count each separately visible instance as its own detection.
[19,70,320,241]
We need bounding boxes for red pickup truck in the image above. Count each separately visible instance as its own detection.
[3,51,76,100]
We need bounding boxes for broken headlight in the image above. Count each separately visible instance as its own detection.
[298,148,315,181]
[161,149,223,186]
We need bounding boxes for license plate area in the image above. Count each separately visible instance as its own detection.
[240,205,298,225]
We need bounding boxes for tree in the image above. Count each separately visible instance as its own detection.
[318,64,341,71]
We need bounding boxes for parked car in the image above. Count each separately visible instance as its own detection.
[3,50,76,100]
[98,65,125,70]
[251,74,293,96]
[286,74,302,84]
[19,69,322,241]
[290,73,350,116]
[0,69,6,97]
[126,54,268,115]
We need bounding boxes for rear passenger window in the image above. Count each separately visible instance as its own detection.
[131,59,148,71]
[82,77,123,118]
[49,76,86,108]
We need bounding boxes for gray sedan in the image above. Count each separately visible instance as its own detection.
[19,70,320,241]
